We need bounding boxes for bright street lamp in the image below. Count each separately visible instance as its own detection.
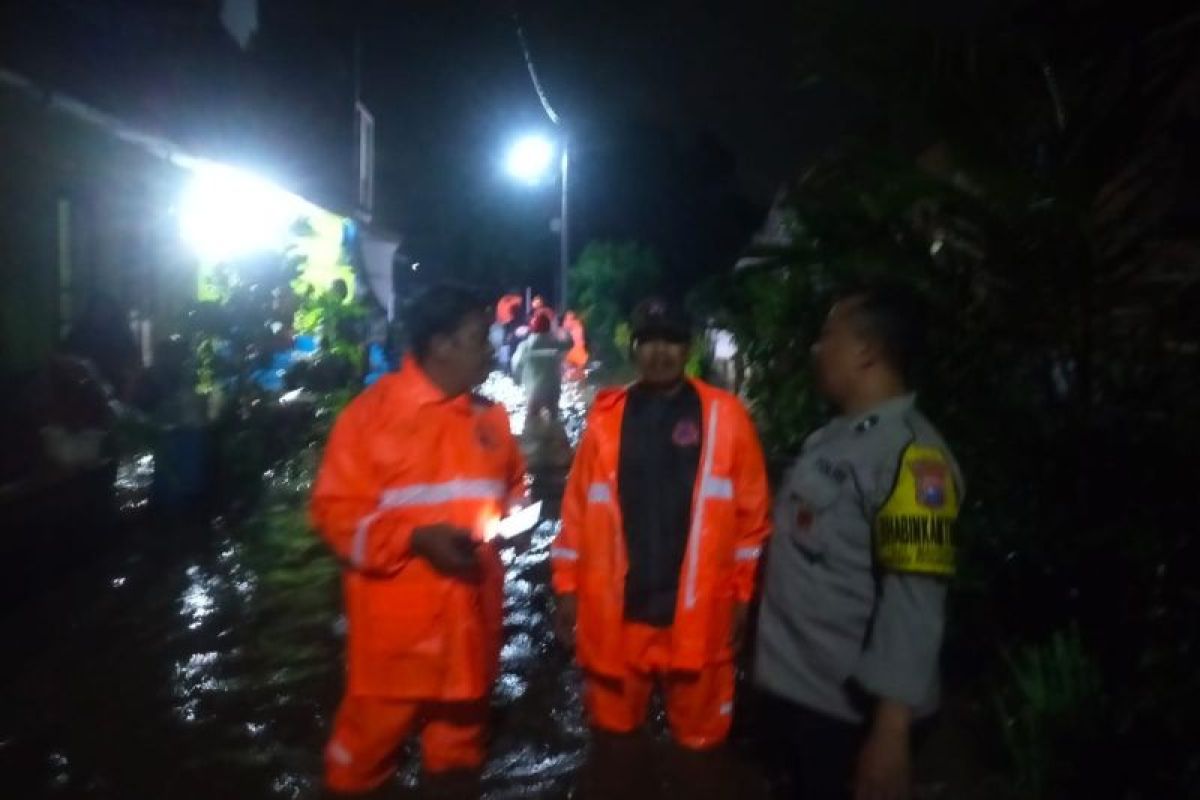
[504,133,570,311]
[504,134,556,185]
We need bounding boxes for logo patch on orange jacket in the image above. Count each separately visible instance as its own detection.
[672,419,701,447]
[475,420,501,451]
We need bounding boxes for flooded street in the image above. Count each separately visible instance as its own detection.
[0,375,775,799]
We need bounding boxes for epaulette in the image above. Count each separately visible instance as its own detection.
[854,414,880,434]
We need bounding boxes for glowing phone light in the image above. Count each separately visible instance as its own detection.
[482,501,543,542]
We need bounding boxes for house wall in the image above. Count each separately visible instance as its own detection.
[0,83,196,375]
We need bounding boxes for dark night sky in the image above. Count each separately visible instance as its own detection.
[350,0,865,294]
[513,1,844,196]
[356,0,835,197]
[1,0,869,296]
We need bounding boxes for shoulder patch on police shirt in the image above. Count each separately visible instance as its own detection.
[873,443,960,577]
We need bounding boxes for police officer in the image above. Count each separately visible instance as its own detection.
[755,284,963,800]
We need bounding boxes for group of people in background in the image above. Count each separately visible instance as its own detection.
[489,293,589,420]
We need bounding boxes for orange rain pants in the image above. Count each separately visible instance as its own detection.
[583,622,735,750]
[324,697,488,792]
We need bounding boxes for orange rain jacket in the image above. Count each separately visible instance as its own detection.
[311,358,526,701]
[496,294,522,326]
[562,313,589,370]
[552,379,771,677]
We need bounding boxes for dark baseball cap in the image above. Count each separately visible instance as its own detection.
[630,297,692,344]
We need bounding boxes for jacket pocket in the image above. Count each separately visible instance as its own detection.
[357,569,450,657]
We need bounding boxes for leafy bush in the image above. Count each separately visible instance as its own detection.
[180,249,368,510]
[993,628,1104,798]
[570,241,663,371]
[721,3,1200,794]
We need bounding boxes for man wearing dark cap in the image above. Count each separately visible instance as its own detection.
[551,298,771,750]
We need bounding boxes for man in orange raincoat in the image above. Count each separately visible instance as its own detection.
[311,284,526,794]
[551,297,771,750]
[561,311,589,376]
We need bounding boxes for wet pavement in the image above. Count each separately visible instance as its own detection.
[0,374,776,799]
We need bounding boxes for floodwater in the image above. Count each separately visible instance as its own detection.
[0,374,776,799]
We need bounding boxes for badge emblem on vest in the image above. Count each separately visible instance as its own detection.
[790,498,821,563]
[909,459,948,508]
[672,419,700,447]
[476,423,499,451]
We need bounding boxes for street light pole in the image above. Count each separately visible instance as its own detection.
[512,10,570,314]
[558,134,569,313]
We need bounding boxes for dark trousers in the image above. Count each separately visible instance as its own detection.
[528,385,561,419]
[762,693,867,800]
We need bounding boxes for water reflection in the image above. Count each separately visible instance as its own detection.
[180,565,217,630]
[2,371,776,799]
[114,452,154,512]
[494,673,528,703]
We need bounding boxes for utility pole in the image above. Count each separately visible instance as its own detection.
[513,11,570,312]
[559,136,570,312]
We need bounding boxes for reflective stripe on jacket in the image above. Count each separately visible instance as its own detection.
[311,358,526,700]
[552,379,771,676]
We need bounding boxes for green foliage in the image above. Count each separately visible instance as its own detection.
[295,288,367,372]
[178,249,368,509]
[993,628,1105,798]
[684,334,706,379]
[570,241,663,370]
[187,250,302,395]
[723,3,1200,794]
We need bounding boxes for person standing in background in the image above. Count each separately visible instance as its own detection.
[561,310,590,378]
[705,320,740,394]
[511,310,571,420]
[62,293,140,400]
